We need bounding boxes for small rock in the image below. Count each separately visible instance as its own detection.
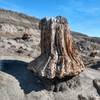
[93,79,100,95]
[7,39,17,46]
[78,95,87,100]
[22,33,31,41]
[78,95,98,100]
[90,52,97,57]
[16,48,24,54]
[41,76,80,92]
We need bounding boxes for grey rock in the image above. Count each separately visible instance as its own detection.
[0,59,100,100]
[78,95,97,100]
[0,71,24,100]
[78,95,87,100]
[93,79,100,95]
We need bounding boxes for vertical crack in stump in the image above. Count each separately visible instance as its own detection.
[28,16,85,79]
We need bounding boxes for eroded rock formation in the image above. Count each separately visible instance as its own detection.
[28,16,85,79]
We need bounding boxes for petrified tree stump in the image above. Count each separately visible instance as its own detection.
[28,16,85,79]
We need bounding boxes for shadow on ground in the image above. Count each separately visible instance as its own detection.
[90,61,100,70]
[0,60,45,94]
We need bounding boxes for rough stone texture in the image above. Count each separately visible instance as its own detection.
[26,68,100,100]
[0,9,40,59]
[28,16,85,79]
[0,71,24,100]
[0,59,100,100]
[78,95,98,100]
[93,79,100,95]
[41,75,81,92]
[0,36,40,58]
[0,9,39,37]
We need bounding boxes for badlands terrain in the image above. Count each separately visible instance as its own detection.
[0,9,100,100]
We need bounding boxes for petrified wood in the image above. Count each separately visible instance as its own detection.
[28,16,85,79]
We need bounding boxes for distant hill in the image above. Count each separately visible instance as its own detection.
[0,8,39,37]
[0,8,100,49]
[0,8,39,26]
[0,9,99,40]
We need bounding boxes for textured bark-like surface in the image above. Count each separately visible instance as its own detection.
[28,16,85,79]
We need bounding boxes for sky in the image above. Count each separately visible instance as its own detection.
[0,0,100,37]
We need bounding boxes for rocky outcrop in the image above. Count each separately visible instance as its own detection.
[93,79,100,95]
[28,16,85,79]
[0,9,39,38]
[0,65,100,100]
[0,71,24,100]
[0,35,40,58]
[26,68,100,100]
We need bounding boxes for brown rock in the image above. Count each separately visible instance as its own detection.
[22,33,31,41]
[90,52,97,57]
[28,16,85,79]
